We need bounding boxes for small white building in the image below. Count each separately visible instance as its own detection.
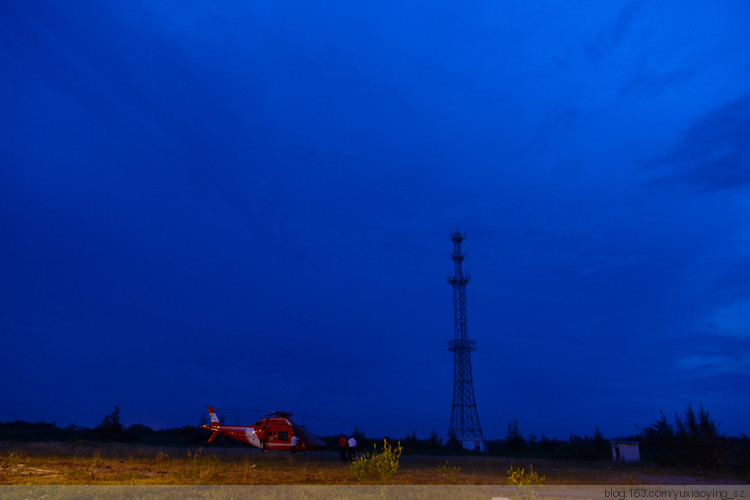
[611,441,640,462]
[462,438,485,452]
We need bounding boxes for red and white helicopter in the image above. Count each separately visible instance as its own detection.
[200,406,327,451]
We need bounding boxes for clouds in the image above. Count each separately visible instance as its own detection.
[1,0,750,438]
[656,95,750,191]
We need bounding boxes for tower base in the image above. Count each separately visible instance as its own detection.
[441,437,486,452]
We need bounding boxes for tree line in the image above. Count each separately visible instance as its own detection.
[0,406,208,447]
[1,404,748,468]
[482,405,749,468]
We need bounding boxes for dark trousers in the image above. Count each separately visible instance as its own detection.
[340,447,347,462]
[347,446,356,461]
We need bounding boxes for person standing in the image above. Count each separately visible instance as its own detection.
[290,434,300,455]
[339,434,348,462]
[347,435,357,461]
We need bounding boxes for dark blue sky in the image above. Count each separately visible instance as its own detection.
[2,1,749,440]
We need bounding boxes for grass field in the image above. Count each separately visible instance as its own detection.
[1,441,747,485]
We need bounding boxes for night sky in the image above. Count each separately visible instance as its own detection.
[2,1,749,441]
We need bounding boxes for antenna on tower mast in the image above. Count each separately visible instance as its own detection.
[446,229,485,451]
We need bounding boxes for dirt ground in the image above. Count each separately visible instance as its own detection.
[1,441,747,485]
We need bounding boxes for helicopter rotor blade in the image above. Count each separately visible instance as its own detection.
[212,408,353,423]
[288,412,353,424]
[213,408,294,419]
[213,408,274,414]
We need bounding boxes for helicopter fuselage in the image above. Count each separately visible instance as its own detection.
[201,407,326,451]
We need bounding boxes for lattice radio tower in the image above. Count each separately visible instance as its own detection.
[447,230,484,447]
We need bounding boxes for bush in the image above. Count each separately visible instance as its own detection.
[350,439,402,483]
[506,464,546,485]
[436,460,461,484]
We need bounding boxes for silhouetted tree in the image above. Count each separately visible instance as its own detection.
[698,405,718,438]
[643,410,673,443]
[94,406,124,441]
[540,434,552,451]
[505,418,525,452]
[642,404,732,467]
[429,429,441,448]
[402,429,419,450]
[640,410,676,464]
[447,431,462,451]
[124,423,153,442]
[592,427,609,456]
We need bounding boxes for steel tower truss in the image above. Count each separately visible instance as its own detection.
[447,230,484,440]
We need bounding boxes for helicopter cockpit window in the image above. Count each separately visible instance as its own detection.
[278,431,289,441]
